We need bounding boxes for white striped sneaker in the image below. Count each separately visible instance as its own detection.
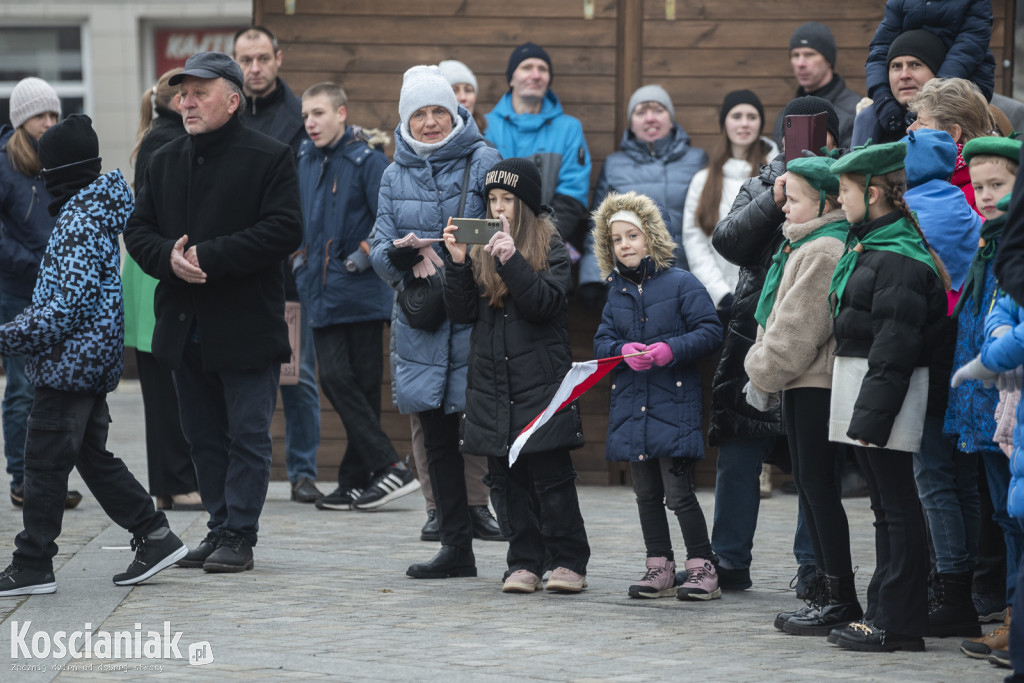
[352,466,420,510]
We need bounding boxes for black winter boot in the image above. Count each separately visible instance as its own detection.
[775,568,825,630]
[928,571,981,637]
[784,573,864,636]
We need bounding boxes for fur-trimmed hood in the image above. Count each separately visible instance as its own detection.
[350,125,391,151]
[592,191,675,280]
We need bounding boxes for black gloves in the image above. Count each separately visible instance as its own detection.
[387,245,422,271]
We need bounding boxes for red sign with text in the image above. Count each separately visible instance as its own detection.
[153,28,237,80]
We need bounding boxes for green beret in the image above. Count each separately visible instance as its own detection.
[830,141,906,177]
[787,156,839,196]
[962,136,1023,165]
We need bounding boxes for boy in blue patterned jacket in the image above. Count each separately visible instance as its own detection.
[0,115,185,597]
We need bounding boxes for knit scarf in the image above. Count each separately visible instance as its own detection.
[953,212,1006,316]
[828,213,940,317]
[754,220,849,329]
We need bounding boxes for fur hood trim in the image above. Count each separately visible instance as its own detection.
[592,191,675,280]
[351,126,391,150]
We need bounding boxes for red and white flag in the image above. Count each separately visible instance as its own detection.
[509,356,623,465]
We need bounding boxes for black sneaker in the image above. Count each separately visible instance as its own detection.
[10,487,23,507]
[315,487,363,511]
[65,490,83,509]
[176,531,222,568]
[973,592,1008,623]
[113,527,188,586]
[0,562,56,596]
[353,466,420,510]
[203,532,253,573]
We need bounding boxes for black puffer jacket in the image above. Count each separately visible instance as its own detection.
[707,154,787,446]
[443,235,583,458]
[833,212,949,446]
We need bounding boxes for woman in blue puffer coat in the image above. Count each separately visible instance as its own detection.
[370,65,502,579]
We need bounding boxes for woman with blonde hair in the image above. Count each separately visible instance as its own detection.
[0,77,81,509]
[124,67,202,511]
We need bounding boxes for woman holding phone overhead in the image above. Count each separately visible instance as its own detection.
[370,65,501,579]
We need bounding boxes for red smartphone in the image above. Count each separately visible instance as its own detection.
[784,112,828,163]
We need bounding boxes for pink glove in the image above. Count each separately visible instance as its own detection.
[646,342,673,367]
[622,343,653,371]
[411,246,444,278]
[485,231,517,265]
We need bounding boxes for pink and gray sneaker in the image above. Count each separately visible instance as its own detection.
[627,556,677,598]
[676,558,722,601]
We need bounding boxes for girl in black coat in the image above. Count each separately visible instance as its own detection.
[443,158,590,594]
[827,141,950,653]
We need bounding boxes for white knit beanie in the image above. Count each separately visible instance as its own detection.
[399,65,460,125]
[438,60,478,92]
[627,85,675,122]
[10,77,61,130]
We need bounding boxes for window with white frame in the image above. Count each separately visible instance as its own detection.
[0,26,86,126]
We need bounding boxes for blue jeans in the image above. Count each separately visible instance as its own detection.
[279,305,320,484]
[982,450,1024,606]
[913,416,980,574]
[172,341,278,545]
[711,436,815,569]
[1,291,33,491]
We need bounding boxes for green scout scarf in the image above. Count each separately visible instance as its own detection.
[953,204,1009,316]
[754,221,849,328]
[828,215,940,317]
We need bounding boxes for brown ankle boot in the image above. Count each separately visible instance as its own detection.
[961,606,1011,659]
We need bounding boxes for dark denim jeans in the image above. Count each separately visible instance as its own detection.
[630,457,713,561]
[279,305,321,484]
[172,341,278,545]
[487,449,590,578]
[711,436,815,570]
[1,291,33,491]
[14,388,166,571]
[912,415,980,574]
[313,320,397,488]
[982,451,1024,606]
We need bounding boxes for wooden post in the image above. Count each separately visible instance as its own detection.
[616,0,644,144]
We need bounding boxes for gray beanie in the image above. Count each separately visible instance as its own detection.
[789,22,837,68]
[399,65,460,125]
[10,77,61,130]
[627,85,675,122]
[438,60,477,92]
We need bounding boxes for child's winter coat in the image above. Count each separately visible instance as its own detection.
[981,294,1024,517]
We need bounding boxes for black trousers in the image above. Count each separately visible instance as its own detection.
[487,448,591,579]
[14,388,166,570]
[630,457,713,561]
[313,320,396,488]
[136,349,195,497]
[418,408,472,550]
[785,388,852,576]
[855,445,929,637]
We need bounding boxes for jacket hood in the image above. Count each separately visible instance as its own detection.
[62,169,133,237]
[903,129,956,187]
[489,90,565,132]
[352,126,391,150]
[392,106,483,167]
[592,191,676,279]
[298,125,392,160]
[620,124,693,163]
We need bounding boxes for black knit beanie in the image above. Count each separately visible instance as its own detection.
[781,95,840,144]
[484,158,543,217]
[506,42,553,89]
[39,114,102,216]
[719,89,765,131]
[790,22,837,67]
[888,29,947,76]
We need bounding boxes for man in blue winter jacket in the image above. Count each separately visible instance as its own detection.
[485,42,592,250]
[0,115,187,596]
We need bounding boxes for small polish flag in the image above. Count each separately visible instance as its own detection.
[509,356,623,465]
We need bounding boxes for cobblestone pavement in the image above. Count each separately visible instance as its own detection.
[0,381,1007,681]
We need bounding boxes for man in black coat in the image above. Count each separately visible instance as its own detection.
[124,52,303,573]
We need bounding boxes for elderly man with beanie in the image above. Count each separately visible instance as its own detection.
[0,114,187,596]
[0,77,82,511]
[370,65,501,579]
[577,84,707,308]
[125,52,303,574]
[772,22,862,148]
[485,42,591,249]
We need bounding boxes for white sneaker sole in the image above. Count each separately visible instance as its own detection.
[353,477,421,510]
[0,581,56,597]
[546,577,588,593]
[677,588,723,601]
[113,543,188,586]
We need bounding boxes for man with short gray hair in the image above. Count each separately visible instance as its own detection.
[125,51,303,574]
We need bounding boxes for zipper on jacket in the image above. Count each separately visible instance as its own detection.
[23,185,38,223]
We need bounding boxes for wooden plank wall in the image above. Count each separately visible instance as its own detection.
[256,0,1016,485]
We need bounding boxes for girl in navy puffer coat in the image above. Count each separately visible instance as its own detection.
[592,191,722,601]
